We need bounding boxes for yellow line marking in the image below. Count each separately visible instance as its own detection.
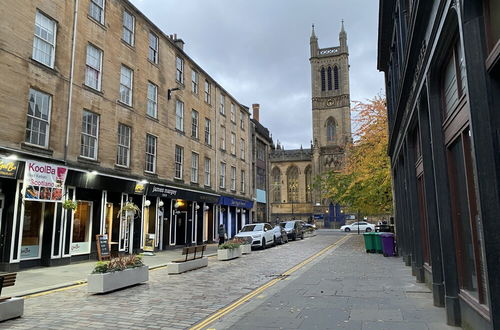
[190,235,351,330]
[24,282,87,299]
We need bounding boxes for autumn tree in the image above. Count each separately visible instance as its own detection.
[317,95,393,215]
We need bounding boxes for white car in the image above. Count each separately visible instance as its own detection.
[235,223,276,248]
[340,222,375,232]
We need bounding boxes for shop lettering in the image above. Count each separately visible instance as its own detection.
[29,163,56,174]
[0,161,17,172]
[151,186,177,196]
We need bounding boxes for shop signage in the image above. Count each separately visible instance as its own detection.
[219,196,254,209]
[0,157,19,178]
[96,234,110,261]
[146,184,219,204]
[134,183,146,195]
[313,214,324,220]
[23,160,68,201]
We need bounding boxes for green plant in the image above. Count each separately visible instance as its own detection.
[231,236,252,245]
[62,199,78,211]
[218,242,241,250]
[117,202,141,218]
[91,254,144,274]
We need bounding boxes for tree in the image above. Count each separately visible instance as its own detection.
[318,95,393,215]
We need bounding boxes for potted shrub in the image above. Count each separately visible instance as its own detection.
[217,241,242,261]
[232,237,252,255]
[118,202,141,219]
[87,254,149,293]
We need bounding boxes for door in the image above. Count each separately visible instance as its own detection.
[264,223,274,244]
[0,195,4,241]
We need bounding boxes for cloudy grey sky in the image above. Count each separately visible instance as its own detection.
[130,0,384,149]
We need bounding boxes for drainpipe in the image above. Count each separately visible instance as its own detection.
[64,0,79,162]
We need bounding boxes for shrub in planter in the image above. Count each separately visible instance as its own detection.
[218,242,241,250]
[62,199,78,211]
[218,241,242,261]
[88,255,148,293]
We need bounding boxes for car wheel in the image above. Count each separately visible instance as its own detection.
[344,228,351,232]
[273,236,277,246]
[262,237,266,249]
[365,228,372,232]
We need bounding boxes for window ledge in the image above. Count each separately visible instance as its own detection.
[21,142,53,156]
[82,84,104,96]
[174,178,184,183]
[148,59,159,68]
[121,39,135,50]
[29,59,58,75]
[146,115,159,122]
[77,156,100,165]
[190,182,199,187]
[144,172,158,178]
[87,15,106,30]
[117,100,134,110]
[204,184,211,189]
[114,164,131,172]
[175,129,185,136]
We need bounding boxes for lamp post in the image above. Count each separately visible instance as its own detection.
[290,181,298,219]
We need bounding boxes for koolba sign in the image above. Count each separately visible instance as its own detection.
[23,161,68,201]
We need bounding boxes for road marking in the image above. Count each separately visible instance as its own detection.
[190,235,351,330]
[24,282,87,299]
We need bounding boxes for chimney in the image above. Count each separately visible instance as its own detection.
[172,33,184,50]
[252,104,260,122]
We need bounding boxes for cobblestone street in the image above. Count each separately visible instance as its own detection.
[2,232,344,329]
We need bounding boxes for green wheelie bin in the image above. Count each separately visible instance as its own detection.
[363,232,375,253]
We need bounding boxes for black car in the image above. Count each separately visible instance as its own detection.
[280,220,304,241]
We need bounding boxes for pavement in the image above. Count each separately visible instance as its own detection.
[211,234,458,330]
[3,244,220,297]
[0,232,458,329]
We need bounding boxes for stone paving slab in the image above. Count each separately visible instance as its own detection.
[1,233,341,329]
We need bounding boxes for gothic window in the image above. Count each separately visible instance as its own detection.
[305,166,312,202]
[327,117,336,141]
[272,167,281,203]
[334,66,339,90]
[287,166,299,202]
[321,67,326,91]
[327,66,332,90]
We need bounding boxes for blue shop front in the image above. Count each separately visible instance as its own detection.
[218,196,253,238]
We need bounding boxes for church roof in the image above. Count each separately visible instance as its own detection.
[270,148,312,162]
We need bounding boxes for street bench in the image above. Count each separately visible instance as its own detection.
[167,245,208,274]
[0,272,24,321]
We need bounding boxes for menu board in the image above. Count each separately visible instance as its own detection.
[96,234,110,261]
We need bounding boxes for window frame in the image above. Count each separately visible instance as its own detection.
[240,169,245,193]
[191,152,199,183]
[220,125,226,150]
[240,111,245,130]
[230,103,236,122]
[116,123,131,168]
[175,99,184,132]
[191,109,199,138]
[84,44,103,91]
[230,132,236,155]
[26,88,52,148]
[219,162,226,188]
[80,110,100,160]
[204,157,211,187]
[176,56,184,83]
[205,118,211,145]
[174,145,184,179]
[204,80,211,104]
[240,138,245,160]
[230,166,236,191]
[219,94,225,115]
[89,0,105,25]
[119,65,133,106]
[122,10,135,46]
[191,70,199,94]
[32,10,57,68]
[145,134,157,173]
[146,81,158,118]
[148,32,159,64]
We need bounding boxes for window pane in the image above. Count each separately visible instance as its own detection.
[176,100,184,131]
[32,11,56,67]
[147,83,157,118]
[26,89,51,147]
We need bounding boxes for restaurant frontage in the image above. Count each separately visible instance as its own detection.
[218,195,253,239]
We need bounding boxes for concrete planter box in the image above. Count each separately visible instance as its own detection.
[240,244,252,255]
[0,297,24,321]
[167,257,208,274]
[87,266,149,294]
[218,247,242,261]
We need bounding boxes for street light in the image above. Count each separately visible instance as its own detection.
[289,181,298,219]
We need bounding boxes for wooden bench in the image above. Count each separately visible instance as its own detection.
[172,244,207,263]
[0,272,23,321]
[0,272,17,302]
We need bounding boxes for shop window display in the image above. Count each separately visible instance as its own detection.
[71,201,92,255]
[21,201,45,259]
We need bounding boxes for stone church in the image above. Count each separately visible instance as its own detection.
[269,23,352,226]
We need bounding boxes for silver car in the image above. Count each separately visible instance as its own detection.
[235,223,276,248]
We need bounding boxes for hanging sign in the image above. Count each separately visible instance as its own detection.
[23,161,68,201]
[0,158,19,178]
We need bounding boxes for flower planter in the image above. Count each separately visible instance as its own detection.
[0,298,24,321]
[87,266,149,294]
[167,257,208,274]
[217,247,242,261]
[240,244,251,255]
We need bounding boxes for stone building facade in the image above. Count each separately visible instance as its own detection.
[0,0,253,270]
[270,24,352,226]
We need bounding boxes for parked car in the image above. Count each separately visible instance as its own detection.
[235,223,275,248]
[280,220,304,241]
[273,225,289,244]
[340,222,375,232]
[302,223,317,236]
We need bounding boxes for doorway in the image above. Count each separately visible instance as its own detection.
[175,211,187,245]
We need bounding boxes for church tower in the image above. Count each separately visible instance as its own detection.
[310,22,352,204]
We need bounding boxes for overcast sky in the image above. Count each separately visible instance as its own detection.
[130,0,384,149]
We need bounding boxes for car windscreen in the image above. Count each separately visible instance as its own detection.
[284,222,295,229]
[241,224,263,232]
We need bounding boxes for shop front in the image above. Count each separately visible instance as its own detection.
[218,196,253,239]
[145,183,219,248]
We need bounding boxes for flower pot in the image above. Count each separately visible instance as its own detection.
[240,244,251,255]
[217,247,242,261]
[87,266,149,293]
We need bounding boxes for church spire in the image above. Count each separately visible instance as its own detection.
[310,24,318,57]
[339,20,348,52]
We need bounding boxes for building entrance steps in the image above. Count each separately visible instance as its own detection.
[2,244,219,297]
